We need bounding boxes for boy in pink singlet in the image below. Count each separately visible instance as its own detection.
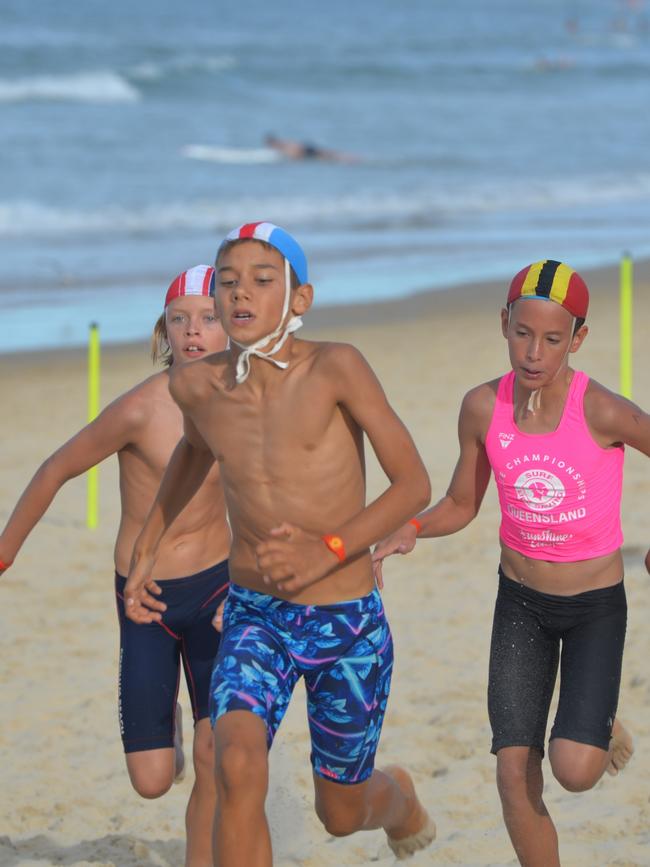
[373,260,650,867]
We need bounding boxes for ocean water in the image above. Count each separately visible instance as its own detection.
[1,0,649,351]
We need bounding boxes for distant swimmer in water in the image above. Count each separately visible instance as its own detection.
[533,55,575,73]
[264,133,360,163]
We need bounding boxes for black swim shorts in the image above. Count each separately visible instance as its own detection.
[115,560,229,753]
[488,566,626,755]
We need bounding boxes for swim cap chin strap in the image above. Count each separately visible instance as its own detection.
[231,258,303,384]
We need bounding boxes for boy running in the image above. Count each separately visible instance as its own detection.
[373,260,648,867]
[125,223,436,865]
[0,266,230,867]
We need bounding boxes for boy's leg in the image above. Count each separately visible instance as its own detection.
[209,586,300,867]
[606,717,634,775]
[313,765,432,841]
[116,574,181,797]
[185,718,217,867]
[549,719,634,791]
[306,590,434,856]
[548,581,628,791]
[179,562,230,866]
[487,572,559,866]
[496,747,560,867]
[125,747,176,798]
[213,711,272,867]
[123,702,182,798]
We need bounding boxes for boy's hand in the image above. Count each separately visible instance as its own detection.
[124,551,166,624]
[645,548,650,575]
[0,544,14,578]
[212,599,226,632]
[371,523,418,589]
[256,523,338,593]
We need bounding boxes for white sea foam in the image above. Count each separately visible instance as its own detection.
[437,173,650,216]
[129,55,236,81]
[182,145,281,165]
[0,71,140,103]
[1,171,650,240]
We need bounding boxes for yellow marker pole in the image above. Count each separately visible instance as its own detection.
[619,253,633,400]
[86,322,100,529]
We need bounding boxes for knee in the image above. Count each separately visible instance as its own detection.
[129,770,173,799]
[551,762,599,792]
[549,742,604,792]
[315,797,367,837]
[215,740,267,798]
[496,761,527,803]
[193,725,214,778]
[126,751,175,799]
[496,752,542,809]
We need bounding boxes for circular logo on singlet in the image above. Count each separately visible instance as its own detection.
[514,469,566,512]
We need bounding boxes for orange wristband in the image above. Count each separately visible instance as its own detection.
[322,534,346,563]
[0,557,13,570]
[408,517,422,535]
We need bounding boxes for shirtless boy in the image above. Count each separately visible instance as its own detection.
[0,266,231,867]
[125,222,436,865]
[373,260,648,867]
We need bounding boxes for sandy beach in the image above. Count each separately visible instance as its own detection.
[1,261,649,867]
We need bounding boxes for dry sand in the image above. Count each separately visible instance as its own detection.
[1,262,649,866]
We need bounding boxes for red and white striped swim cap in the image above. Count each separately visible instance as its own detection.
[165,264,215,308]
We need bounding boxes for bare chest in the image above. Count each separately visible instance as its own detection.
[122,404,184,478]
[194,383,352,482]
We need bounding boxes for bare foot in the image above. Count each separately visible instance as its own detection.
[606,719,634,776]
[383,765,436,860]
[174,703,186,783]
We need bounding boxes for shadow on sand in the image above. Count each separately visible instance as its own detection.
[0,833,183,866]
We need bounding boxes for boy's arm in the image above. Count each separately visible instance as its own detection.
[257,345,431,592]
[124,413,215,623]
[0,394,145,574]
[372,386,492,585]
[586,386,650,457]
[587,387,650,580]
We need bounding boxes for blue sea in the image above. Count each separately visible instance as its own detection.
[1,0,649,351]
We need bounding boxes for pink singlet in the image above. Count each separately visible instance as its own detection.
[485,370,624,562]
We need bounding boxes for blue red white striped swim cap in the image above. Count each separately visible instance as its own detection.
[165,264,215,308]
[219,222,308,285]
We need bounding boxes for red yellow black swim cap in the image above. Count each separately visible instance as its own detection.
[507,260,589,319]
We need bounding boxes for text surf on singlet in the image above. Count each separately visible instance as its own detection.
[503,453,587,500]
